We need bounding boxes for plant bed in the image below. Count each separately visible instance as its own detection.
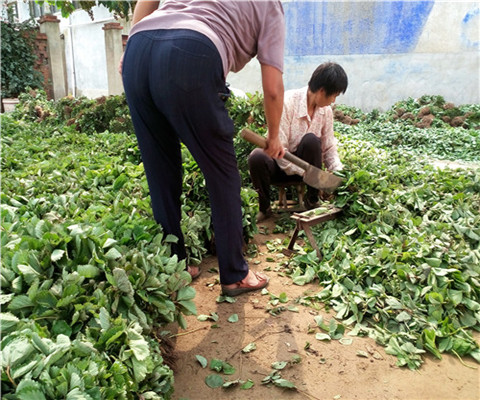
[0,91,261,399]
[287,121,480,369]
[2,92,478,400]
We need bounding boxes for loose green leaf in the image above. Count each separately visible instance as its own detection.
[205,374,224,388]
[77,264,100,278]
[113,268,133,294]
[222,362,236,375]
[105,247,122,260]
[210,359,224,372]
[0,293,14,305]
[242,343,257,353]
[273,378,296,389]
[227,314,239,323]
[51,249,65,262]
[195,355,208,368]
[216,295,236,303]
[241,379,255,389]
[271,361,288,370]
[315,333,331,341]
[223,379,242,388]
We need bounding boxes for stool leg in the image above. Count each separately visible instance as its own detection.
[297,184,305,209]
[279,186,287,208]
[303,225,322,260]
[287,225,300,251]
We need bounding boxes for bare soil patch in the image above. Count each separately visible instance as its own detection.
[167,218,479,400]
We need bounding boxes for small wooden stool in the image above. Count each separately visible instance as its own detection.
[273,182,306,212]
[284,205,343,259]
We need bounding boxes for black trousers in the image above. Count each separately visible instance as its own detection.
[248,133,322,212]
[122,29,248,285]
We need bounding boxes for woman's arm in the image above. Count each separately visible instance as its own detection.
[261,63,285,159]
[119,0,160,74]
[132,0,160,25]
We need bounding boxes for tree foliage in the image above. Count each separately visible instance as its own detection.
[35,0,137,20]
[0,7,43,98]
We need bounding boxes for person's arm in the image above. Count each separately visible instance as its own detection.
[119,1,160,74]
[261,63,285,159]
[132,0,160,25]
[275,90,306,176]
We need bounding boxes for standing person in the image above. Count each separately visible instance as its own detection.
[121,0,285,296]
[248,62,348,221]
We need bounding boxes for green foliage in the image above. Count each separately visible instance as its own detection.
[333,104,366,122]
[227,92,266,130]
[240,188,259,243]
[1,114,204,398]
[1,321,174,399]
[334,97,480,162]
[227,92,267,185]
[5,88,479,394]
[13,90,135,136]
[35,0,136,20]
[69,95,134,135]
[290,133,480,369]
[0,91,261,397]
[334,95,480,130]
[335,121,480,162]
[10,90,259,252]
[379,95,480,130]
[0,9,44,98]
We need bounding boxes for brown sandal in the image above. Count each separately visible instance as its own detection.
[221,271,269,297]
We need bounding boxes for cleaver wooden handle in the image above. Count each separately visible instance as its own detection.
[240,129,309,171]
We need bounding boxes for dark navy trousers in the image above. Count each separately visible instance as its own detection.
[122,29,248,285]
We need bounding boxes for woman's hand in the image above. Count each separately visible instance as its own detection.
[264,135,285,159]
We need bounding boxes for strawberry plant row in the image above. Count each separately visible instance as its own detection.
[0,105,257,399]
[1,115,193,399]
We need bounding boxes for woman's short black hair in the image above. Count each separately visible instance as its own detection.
[308,62,348,96]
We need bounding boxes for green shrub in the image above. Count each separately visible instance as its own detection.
[0,9,43,99]
[13,90,135,135]
[227,92,267,184]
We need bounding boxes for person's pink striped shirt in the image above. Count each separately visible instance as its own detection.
[276,86,343,175]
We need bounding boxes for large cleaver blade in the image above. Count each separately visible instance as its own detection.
[241,128,343,192]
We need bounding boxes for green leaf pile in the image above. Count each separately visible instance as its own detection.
[4,89,479,397]
[291,129,480,369]
[0,92,258,399]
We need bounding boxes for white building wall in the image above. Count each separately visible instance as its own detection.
[60,7,111,98]
[15,0,480,111]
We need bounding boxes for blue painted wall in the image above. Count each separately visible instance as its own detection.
[462,7,480,48]
[284,1,435,56]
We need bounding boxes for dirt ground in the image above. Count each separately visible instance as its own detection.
[167,217,480,400]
